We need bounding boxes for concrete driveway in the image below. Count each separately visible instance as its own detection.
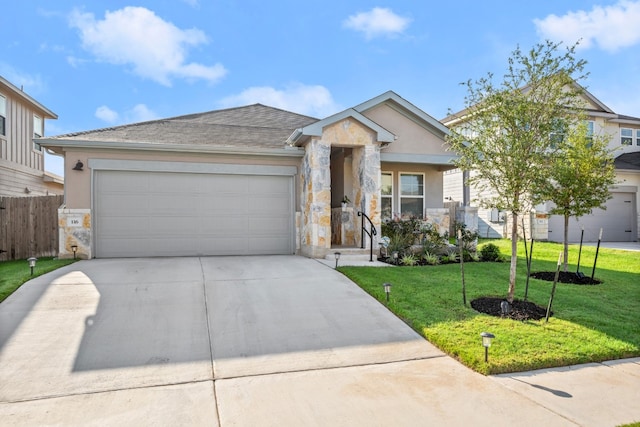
[0,256,638,426]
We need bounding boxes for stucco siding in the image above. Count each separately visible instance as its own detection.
[362,104,450,156]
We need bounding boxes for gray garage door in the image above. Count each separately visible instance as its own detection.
[94,170,294,257]
[548,192,636,242]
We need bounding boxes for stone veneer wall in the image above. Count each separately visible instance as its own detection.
[300,138,332,257]
[58,207,92,259]
[331,207,356,246]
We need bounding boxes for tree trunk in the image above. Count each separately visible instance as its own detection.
[507,212,518,303]
[563,214,570,272]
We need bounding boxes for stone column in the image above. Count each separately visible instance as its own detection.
[300,138,332,258]
[352,145,381,249]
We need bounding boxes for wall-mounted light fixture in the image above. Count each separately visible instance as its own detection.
[72,160,84,171]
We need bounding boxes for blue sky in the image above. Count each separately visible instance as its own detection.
[2,1,640,177]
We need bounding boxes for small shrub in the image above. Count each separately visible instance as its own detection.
[445,249,459,263]
[421,223,449,255]
[422,252,440,265]
[480,243,502,262]
[401,254,418,266]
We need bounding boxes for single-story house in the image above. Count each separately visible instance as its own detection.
[442,84,640,242]
[39,91,459,259]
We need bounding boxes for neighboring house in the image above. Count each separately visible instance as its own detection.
[39,91,458,259]
[442,84,640,242]
[0,76,62,196]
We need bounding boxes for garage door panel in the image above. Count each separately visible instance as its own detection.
[95,170,293,257]
[100,172,148,191]
[548,192,636,242]
[248,217,290,233]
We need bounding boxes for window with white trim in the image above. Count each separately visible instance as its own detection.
[381,172,393,221]
[400,173,424,219]
[636,129,640,146]
[0,94,6,136]
[621,128,633,146]
[33,114,42,151]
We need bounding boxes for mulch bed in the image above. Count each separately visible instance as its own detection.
[530,271,602,285]
[471,297,550,321]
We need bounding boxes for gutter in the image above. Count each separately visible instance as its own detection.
[37,139,306,157]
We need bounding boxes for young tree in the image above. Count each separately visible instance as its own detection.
[446,41,587,303]
[541,119,616,271]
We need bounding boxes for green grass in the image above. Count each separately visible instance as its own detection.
[340,239,640,375]
[0,257,78,303]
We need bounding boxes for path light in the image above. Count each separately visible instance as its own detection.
[392,251,399,265]
[480,332,495,363]
[71,245,78,260]
[27,257,38,276]
[334,252,341,269]
[383,282,392,303]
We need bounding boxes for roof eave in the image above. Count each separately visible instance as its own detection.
[0,76,58,119]
[37,139,305,157]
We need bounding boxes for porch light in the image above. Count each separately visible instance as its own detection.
[383,282,392,303]
[27,257,38,276]
[72,160,84,171]
[71,245,78,260]
[334,252,341,269]
[480,332,495,363]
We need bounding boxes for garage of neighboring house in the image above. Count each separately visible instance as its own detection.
[548,190,637,242]
[93,164,295,258]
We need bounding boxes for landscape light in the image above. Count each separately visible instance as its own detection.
[27,257,38,276]
[71,245,78,260]
[480,332,495,363]
[334,252,341,269]
[383,282,392,303]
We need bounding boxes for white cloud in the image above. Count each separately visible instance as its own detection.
[218,84,342,118]
[68,6,227,85]
[94,103,158,125]
[95,105,119,123]
[534,1,640,52]
[0,63,45,94]
[129,104,158,122]
[182,0,199,7]
[343,7,411,40]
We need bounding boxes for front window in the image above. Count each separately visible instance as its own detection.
[33,115,43,151]
[0,94,6,136]
[636,129,640,146]
[400,173,424,219]
[621,128,633,145]
[381,172,393,221]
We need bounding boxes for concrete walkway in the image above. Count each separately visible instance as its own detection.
[0,256,638,426]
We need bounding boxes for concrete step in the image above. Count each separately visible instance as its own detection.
[325,248,376,261]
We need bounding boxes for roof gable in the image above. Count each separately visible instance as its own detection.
[289,108,395,145]
[353,90,450,137]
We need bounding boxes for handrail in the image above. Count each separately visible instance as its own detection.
[357,211,377,262]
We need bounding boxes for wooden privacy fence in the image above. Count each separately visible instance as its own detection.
[0,195,63,260]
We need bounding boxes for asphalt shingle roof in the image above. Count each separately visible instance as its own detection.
[614,151,640,171]
[49,104,319,149]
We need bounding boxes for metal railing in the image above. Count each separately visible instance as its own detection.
[357,211,377,262]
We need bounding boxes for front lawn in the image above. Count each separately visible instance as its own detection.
[0,257,78,303]
[340,240,640,374]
